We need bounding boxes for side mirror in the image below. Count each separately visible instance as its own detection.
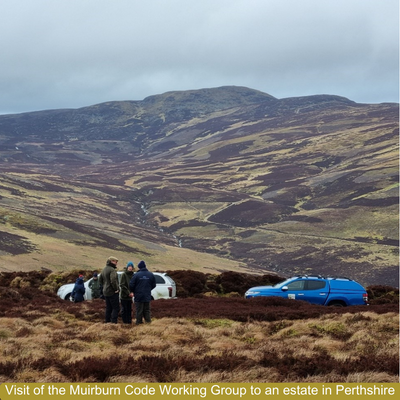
[281,286,288,292]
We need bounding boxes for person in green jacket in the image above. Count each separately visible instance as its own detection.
[89,272,101,299]
[120,261,135,324]
[99,256,120,323]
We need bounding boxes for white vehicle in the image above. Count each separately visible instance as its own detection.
[57,271,176,301]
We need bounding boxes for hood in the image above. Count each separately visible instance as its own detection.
[246,285,281,294]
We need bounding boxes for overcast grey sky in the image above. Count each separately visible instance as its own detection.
[0,0,398,114]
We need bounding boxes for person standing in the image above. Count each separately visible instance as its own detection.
[89,272,101,299]
[71,274,85,302]
[120,262,135,324]
[129,260,156,325]
[99,256,120,323]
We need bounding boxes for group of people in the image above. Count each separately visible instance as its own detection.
[71,256,156,325]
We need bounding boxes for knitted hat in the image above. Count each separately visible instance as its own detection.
[126,261,134,270]
[138,260,146,269]
[79,274,84,278]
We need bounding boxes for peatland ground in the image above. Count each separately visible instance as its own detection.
[0,270,398,383]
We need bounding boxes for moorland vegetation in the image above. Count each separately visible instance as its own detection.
[0,269,398,383]
[0,87,398,382]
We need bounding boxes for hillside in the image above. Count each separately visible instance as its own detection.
[0,86,398,286]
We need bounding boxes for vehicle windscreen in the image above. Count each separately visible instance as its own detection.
[273,278,293,288]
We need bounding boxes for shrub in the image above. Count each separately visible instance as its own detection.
[215,272,284,296]
[64,356,123,381]
[166,270,208,297]
[367,285,399,305]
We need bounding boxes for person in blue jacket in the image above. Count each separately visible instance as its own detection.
[129,260,156,325]
[71,275,85,303]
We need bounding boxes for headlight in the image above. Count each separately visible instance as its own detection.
[245,291,260,296]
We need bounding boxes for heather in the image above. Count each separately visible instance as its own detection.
[0,270,398,382]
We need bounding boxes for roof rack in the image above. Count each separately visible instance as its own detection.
[290,275,353,281]
[326,276,353,281]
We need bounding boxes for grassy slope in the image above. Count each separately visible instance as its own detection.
[0,173,250,274]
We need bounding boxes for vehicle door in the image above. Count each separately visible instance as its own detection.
[284,279,306,300]
[303,280,328,305]
[151,274,165,300]
[85,279,93,300]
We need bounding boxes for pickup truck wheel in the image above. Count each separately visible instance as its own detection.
[328,300,346,307]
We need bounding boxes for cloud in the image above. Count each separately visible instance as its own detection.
[0,0,398,114]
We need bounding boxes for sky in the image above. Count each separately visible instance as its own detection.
[0,0,398,114]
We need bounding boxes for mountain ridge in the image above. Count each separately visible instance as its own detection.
[0,87,362,148]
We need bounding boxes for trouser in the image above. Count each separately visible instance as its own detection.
[135,302,151,324]
[121,299,132,324]
[105,293,120,323]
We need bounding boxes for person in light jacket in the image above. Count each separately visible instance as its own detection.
[99,256,120,323]
[129,260,156,325]
[120,261,135,324]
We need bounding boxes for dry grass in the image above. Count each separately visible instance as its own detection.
[0,270,398,383]
[0,313,398,383]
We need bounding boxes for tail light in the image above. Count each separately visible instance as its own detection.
[363,293,369,304]
[168,287,173,297]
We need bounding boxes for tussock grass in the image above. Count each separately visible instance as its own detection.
[0,270,398,382]
[0,312,398,383]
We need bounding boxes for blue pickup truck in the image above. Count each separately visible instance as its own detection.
[244,275,369,306]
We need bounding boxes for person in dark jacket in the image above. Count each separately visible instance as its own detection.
[98,256,120,323]
[72,275,85,303]
[129,260,156,325]
[120,262,134,324]
[89,272,101,299]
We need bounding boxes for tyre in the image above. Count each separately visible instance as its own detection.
[328,300,346,307]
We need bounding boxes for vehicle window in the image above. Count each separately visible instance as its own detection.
[306,280,326,290]
[155,275,165,284]
[164,274,175,284]
[286,280,305,290]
